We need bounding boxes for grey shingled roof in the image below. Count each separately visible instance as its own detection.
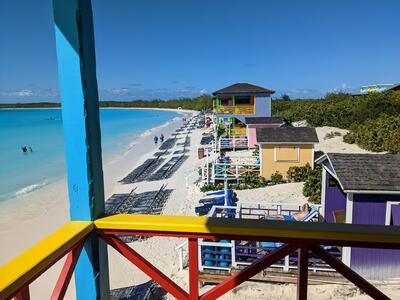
[325,153,400,192]
[256,127,319,143]
[245,117,284,125]
[213,83,275,96]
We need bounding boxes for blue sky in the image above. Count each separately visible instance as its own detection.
[1,0,400,103]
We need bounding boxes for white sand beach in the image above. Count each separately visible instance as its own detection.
[1,118,399,299]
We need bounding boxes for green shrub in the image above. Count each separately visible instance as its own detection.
[302,165,322,204]
[345,114,400,154]
[199,174,270,192]
[270,171,284,185]
[240,173,268,188]
[287,163,312,182]
[342,132,356,144]
[200,183,224,193]
[272,91,400,128]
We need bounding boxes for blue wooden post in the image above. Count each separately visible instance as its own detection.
[52,0,110,299]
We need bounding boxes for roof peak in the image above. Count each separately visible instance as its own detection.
[213,83,275,95]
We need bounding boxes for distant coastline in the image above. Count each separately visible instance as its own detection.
[0,95,212,110]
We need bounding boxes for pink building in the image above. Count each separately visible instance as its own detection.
[245,117,284,148]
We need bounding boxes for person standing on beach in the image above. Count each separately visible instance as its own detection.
[160,133,164,143]
[154,136,158,145]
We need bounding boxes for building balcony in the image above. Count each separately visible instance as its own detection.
[231,127,247,136]
[215,105,255,115]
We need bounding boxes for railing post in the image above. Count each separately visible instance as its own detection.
[53,0,109,299]
[283,255,289,272]
[14,286,30,300]
[297,246,308,300]
[188,238,199,299]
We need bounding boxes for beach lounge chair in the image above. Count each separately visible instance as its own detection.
[260,206,319,248]
[264,205,319,222]
[200,189,233,204]
[195,191,235,216]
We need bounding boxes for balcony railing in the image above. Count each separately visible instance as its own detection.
[215,105,255,115]
[1,214,399,299]
[218,136,248,150]
[230,127,247,136]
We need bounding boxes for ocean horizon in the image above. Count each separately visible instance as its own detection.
[0,108,179,202]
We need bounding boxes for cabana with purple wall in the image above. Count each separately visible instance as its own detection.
[316,153,400,280]
[244,117,284,148]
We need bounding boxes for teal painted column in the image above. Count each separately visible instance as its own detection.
[52,0,110,299]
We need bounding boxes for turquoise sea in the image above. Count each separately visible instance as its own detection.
[0,108,178,202]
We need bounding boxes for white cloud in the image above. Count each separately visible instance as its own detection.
[199,89,208,94]
[1,89,35,97]
[109,88,130,95]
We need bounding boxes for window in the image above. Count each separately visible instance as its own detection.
[220,97,233,106]
[385,202,400,225]
[235,96,251,104]
[274,146,300,162]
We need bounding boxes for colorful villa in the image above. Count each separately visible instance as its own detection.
[256,127,319,179]
[359,83,400,94]
[213,83,275,136]
[316,153,400,280]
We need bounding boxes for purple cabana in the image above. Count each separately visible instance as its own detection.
[316,153,400,280]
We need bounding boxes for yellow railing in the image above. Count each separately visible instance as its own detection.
[216,105,255,115]
[231,127,247,136]
[2,214,400,299]
[0,222,93,299]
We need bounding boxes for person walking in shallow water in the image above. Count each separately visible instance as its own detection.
[154,136,158,145]
[160,133,164,143]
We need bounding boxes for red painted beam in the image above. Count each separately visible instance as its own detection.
[100,234,189,300]
[13,286,30,300]
[51,242,84,300]
[188,238,199,300]
[200,243,299,300]
[310,245,390,300]
[297,246,308,300]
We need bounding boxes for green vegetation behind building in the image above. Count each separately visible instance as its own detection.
[272,91,400,154]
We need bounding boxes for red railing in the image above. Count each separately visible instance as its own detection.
[2,214,400,299]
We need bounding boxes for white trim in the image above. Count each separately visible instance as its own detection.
[385,201,400,225]
[320,168,327,218]
[314,154,328,164]
[273,146,300,162]
[311,144,315,169]
[259,146,263,176]
[342,193,353,267]
[344,190,400,195]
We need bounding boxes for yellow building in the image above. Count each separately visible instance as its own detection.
[256,127,319,179]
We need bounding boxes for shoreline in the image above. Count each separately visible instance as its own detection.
[0,106,196,114]
[0,110,194,265]
[0,108,194,204]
